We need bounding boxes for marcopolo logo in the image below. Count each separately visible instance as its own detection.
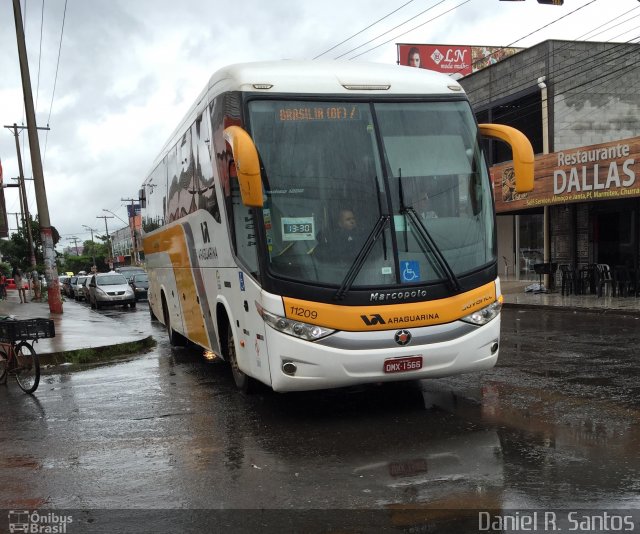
[8,510,73,533]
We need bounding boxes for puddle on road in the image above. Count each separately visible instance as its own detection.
[0,454,41,469]
[421,378,640,444]
[418,377,640,506]
[566,375,616,386]
[0,455,48,509]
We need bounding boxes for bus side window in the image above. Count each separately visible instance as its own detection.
[229,165,260,278]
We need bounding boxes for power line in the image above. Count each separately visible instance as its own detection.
[467,38,640,139]
[578,5,640,41]
[445,0,600,77]
[43,0,68,166]
[340,0,469,60]
[313,0,417,60]
[344,0,595,61]
[35,0,44,112]
[462,5,640,106]
[434,7,640,152]
[467,36,640,117]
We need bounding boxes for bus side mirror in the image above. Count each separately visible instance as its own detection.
[223,125,264,207]
[479,123,534,193]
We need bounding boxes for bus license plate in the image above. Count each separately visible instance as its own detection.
[383,356,422,374]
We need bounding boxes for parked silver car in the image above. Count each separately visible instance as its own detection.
[72,275,90,301]
[80,276,92,302]
[88,272,136,309]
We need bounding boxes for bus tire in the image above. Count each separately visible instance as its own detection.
[227,323,253,393]
[162,293,186,347]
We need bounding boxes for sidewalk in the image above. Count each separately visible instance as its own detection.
[501,279,640,316]
[0,290,151,361]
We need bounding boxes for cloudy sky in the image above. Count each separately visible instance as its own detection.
[0,0,638,249]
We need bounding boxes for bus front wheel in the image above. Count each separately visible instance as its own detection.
[227,324,253,393]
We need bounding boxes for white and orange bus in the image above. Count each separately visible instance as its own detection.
[140,61,533,392]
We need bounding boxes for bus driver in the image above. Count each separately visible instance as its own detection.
[314,208,360,262]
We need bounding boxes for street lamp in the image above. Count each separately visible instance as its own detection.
[102,208,127,226]
[105,207,138,265]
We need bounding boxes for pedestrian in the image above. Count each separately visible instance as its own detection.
[12,265,27,303]
[0,273,6,300]
[31,268,42,301]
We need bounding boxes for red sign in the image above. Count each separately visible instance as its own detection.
[398,44,524,78]
[399,44,472,77]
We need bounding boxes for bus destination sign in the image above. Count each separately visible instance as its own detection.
[278,106,361,122]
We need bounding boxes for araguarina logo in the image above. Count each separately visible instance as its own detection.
[360,314,386,326]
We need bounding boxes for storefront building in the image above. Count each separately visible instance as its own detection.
[459,39,640,282]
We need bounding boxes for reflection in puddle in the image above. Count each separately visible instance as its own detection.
[418,378,640,508]
[354,429,503,505]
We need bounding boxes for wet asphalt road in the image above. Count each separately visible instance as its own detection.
[1,302,639,532]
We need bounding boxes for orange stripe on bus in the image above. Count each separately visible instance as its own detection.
[142,226,210,347]
[282,282,497,331]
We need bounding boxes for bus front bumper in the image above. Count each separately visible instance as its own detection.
[265,317,501,392]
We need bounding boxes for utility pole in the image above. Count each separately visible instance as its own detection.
[121,197,139,264]
[68,236,81,256]
[3,125,41,267]
[82,225,97,271]
[6,212,21,233]
[2,184,21,231]
[12,0,62,313]
[96,215,114,269]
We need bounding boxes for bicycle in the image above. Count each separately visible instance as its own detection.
[0,318,55,394]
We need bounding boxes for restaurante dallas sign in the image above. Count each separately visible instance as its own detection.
[491,135,640,213]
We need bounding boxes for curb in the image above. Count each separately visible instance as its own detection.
[503,302,640,318]
[37,335,156,367]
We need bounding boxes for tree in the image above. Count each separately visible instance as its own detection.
[58,236,112,274]
[0,216,60,272]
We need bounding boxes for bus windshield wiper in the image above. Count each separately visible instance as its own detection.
[334,215,390,301]
[396,168,459,292]
[402,206,461,293]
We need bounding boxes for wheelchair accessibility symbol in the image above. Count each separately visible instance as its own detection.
[400,261,421,283]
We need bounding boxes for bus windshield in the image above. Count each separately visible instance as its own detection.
[247,99,494,289]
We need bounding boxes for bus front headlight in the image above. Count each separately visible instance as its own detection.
[256,302,335,341]
[460,299,502,326]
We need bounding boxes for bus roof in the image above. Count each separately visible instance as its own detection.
[147,61,466,177]
[208,60,464,97]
